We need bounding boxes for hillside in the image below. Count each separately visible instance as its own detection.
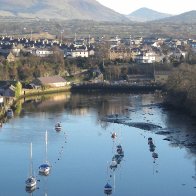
[0,0,128,22]
[127,7,171,22]
[157,10,196,23]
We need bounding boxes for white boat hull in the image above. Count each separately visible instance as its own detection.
[39,166,50,175]
[25,176,36,188]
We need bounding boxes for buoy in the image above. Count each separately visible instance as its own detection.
[111,132,117,139]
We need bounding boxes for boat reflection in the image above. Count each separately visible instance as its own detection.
[104,182,112,195]
[147,137,159,174]
[25,184,36,193]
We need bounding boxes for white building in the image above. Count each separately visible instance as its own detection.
[0,96,3,104]
[133,52,156,63]
[35,49,53,57]
[71,49,89,58]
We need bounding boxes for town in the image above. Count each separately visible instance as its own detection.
[0,34,195,63]
[0,32,196,118]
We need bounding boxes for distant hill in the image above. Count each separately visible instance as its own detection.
[0,0,128,22]
[127,7,172,22]
[157,10,196,23]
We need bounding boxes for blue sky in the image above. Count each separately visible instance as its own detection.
[96,0,195,15]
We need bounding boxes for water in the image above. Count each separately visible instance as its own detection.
[0,92,196,196]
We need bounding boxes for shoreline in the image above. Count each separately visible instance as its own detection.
[71,83,164,93]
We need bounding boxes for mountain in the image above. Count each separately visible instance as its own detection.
[157,10,196,23]
[0,0,129,22]
[127,7,172,22]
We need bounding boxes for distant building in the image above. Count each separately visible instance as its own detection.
[133,51,157,63]
[33,76,68,87]
[109,46,132,61]
[0,84,16,97]
[0,96,3,106]
[34,48,53,57]
[71,48,89,58]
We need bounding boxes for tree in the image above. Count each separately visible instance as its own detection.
[15,81,22,99]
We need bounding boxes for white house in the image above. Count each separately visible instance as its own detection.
[0,96,3,104]
[88,49,95,56]
[133,52,156,63]
[71,49,89,58]
[35,48,53,57]
[143,52,156,63]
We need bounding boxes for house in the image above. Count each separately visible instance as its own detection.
[71,48,89,58]
[0,84,16,97]
[109,46,132,61]
[33,76,68,88]
[74,39,85,48]
[0,96,3,106]
[4,85,16,97]
[133,37,143,45]
[133,51,157,64]
[88,49,95,56]
[35,48,53,57]
[108,36,121,48]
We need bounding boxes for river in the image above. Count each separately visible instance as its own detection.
[0,92,196,196]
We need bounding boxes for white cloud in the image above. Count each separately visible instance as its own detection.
[96,0,196,15]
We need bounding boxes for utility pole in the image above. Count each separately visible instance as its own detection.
[130,35,132,48]
[30,29,32,40]
[89,34,91,47]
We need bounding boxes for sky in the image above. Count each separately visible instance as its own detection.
[96,0,196,15]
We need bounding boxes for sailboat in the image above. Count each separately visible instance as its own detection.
[39,130,51,175]
[25,142,37,189]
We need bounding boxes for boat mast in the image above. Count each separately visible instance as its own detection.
[30,142,33,176]
[45,130,48,163]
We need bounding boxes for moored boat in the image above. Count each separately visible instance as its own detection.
[110,160,117,169]
[25,176,37,188]
[6,108,14,118]
[39,130,51,175]
[39,163,50,175]
[25,143,37,190]
[55,122,62,131]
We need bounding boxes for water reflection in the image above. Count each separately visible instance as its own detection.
[25,186,36,194]
[22,93,71,113]
[17,92,196,156]
[148,137,159,175]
